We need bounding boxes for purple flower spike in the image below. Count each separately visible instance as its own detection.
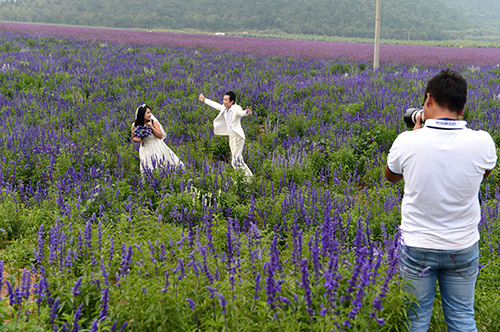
[0,260,4,300]
[254,273,261,300]
[216,292,227,314]
[36,224,45,266]
[50,297,60,326]
[72,303,83,332]
[99,287,110,322]
[72,277,83,297]
[300,259,314,316]
[90,320,98,332]
[186,298,196,310]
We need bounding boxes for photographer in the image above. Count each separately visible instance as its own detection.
[385,69,497,331]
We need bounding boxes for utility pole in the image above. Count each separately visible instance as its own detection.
[373,0,381,70]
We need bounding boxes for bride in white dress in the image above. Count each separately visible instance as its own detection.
[131,104,184,173]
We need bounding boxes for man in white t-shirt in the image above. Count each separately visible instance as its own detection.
[385,69,497,332]
[198,91,253,178]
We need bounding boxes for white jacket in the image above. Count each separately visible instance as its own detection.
[204,98,248,139]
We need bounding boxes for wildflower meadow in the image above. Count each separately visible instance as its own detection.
[1,23,500,331]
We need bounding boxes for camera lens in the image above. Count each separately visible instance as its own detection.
[404,108,424,128]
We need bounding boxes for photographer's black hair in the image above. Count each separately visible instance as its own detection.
[225,91,236,103]
[135,104,151,127]
[424,69,467,114]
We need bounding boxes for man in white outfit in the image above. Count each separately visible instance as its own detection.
[198,91,253,178]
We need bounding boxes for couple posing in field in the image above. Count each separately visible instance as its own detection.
[131,91,253,178]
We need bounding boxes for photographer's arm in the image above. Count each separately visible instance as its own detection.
[385,165,403,183]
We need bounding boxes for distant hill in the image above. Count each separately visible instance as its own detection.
[0,0,497,42]
[442,0,500,40]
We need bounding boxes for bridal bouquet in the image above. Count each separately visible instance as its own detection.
[134,125,153,146]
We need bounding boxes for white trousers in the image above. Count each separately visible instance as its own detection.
[229,132,253,178]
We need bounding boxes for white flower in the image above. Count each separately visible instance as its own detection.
[1,64,14,72]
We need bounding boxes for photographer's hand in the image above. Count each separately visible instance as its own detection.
[413,113,423,131]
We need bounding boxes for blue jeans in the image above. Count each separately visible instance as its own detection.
[400,242,479,332]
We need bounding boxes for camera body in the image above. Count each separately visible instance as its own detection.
[404,108,425,128]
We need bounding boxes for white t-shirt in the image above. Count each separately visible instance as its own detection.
[387,119,497,250]
[224,108,234,132]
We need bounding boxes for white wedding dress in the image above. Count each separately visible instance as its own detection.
[135,119,184,173]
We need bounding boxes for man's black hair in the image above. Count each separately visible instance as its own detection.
[225,91,236,103]
[424,69,467,113]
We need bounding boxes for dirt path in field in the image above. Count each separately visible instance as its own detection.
[1,265,39,300]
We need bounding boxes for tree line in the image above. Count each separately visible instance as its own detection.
[0,0,495,41]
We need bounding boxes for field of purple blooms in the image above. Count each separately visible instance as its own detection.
[2,21,500,66]
[0,25,500,331]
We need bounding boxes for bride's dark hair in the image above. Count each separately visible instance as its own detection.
[134,104,151,127]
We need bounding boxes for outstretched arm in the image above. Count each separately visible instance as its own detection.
[198,93,224,111]
[234,105,253,118]
[198,93,206,103]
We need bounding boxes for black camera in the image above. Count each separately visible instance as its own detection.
[404,108,425,128]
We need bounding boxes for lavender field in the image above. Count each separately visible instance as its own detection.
[2,22,500,65]
[0,24,500,331]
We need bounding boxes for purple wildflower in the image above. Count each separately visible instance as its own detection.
[216,292,227,314]
[119,244,133,277]
[254,272,261,300]
[206,285,218,299]
[162,270,170,293]
[99,287,109,322]
[186,298,196,310]
[0,260,4,300]
[108,237,114,267]
[278,296,291,305]
[84,217,92,249]
[72,303,83,332]
[50,297,60,326]
[90,320,98,332]
[420,266,431,277]
[173,258,185,281]
[36,224,45,266]
[300,258,314,316]
[21,268,31,300]
[72,277,83,297]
